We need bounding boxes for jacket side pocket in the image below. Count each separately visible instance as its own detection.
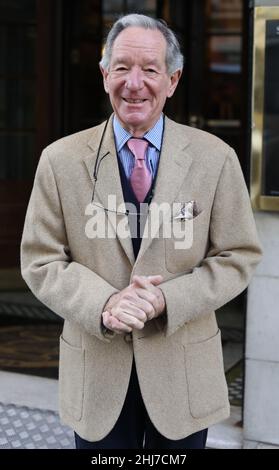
[59,335,85,421]
[184,330,229,419]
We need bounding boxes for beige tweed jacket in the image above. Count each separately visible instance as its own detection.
[21,115,262,441]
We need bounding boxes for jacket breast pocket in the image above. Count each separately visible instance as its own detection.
[184,330,229,419]
[164,211,206,273]
[59,336,85,421]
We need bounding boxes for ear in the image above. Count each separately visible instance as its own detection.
[100,64,109,94]
[167,70,182,98]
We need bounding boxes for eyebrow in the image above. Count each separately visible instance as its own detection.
[144,59,161,68]
[111,57,162,68]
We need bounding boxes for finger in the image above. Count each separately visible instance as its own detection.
[120,290,156,319]
[104,311,132,333]
[132,275,163,289]
[134,288,158,317]
[102,311,120,334]
[122,302,148,322]
[114,310,145,330]
[102,310,112,328]
[125,298,153,320]
[110,294,147,321]
[132,276,150,290]
[147,275,163,286]
[110,316,132,333]
[132,276,155,292]
[110,299,147,321]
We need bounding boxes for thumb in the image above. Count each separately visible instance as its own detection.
[148,275,163,285]
[133,275,163,287]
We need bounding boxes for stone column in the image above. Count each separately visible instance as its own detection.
[244,212,279,446]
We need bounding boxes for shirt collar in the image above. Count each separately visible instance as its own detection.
[113,114,164,152]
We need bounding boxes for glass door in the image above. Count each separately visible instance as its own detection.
[0,0,63,379]
[0,0,37,269]
[204,0,245,162]
[187,0,247,171]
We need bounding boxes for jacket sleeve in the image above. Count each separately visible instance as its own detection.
[21,148,117,342]
[159,147,263,337]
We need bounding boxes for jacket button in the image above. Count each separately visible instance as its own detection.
[124,333,132,343]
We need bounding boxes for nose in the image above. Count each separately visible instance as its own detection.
[125,67,144,91]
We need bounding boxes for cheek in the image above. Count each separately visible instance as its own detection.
[111,84,124,101]
[160,79,172,97]
[156,91,168,106]
[153,83,170,101]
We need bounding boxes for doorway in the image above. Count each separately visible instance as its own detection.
[0,0,63,378]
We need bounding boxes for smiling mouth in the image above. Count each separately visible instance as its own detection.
[123,98,147,104]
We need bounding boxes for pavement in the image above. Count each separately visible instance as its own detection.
[0,402,74,449]
[1,370,279,449]
[0,369,243,450]
[0,370,74,449]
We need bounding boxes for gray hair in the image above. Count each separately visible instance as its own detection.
[100,14,184,75]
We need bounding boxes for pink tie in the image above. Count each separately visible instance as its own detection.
[127,138,152,203]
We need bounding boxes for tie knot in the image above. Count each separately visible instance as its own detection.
[127,138,148,160]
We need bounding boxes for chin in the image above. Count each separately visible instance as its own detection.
[127,118,146,127]
[125,114,149,127]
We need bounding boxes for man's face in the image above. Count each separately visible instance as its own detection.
[101,27,181,136]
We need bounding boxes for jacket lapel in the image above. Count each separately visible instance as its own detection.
[83,115,135,266]
[135,117,193,263]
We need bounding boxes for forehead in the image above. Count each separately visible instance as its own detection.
[111,27,167,61]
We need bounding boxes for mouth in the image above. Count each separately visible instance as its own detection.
[123,98,147,104]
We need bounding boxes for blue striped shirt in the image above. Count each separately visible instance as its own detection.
[113,114,164,180]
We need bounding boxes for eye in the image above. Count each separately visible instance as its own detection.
[115,66,128,72]
[145,68,158,74]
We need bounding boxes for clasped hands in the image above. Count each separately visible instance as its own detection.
[102,275,166,334]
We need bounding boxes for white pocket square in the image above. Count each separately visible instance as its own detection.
[174,201,201,220]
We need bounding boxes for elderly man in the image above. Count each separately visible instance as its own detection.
[21,14,262,449]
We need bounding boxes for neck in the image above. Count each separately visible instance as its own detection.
[116,115,162,137]
[125,124,149,137]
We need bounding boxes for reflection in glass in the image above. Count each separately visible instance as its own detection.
[204,0,243,126]
[201,0,244,160]
[208,36,241,74]
[206,0,242,34]
[205,35,242,121]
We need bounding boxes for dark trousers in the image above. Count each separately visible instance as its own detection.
[75,358,207,449]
